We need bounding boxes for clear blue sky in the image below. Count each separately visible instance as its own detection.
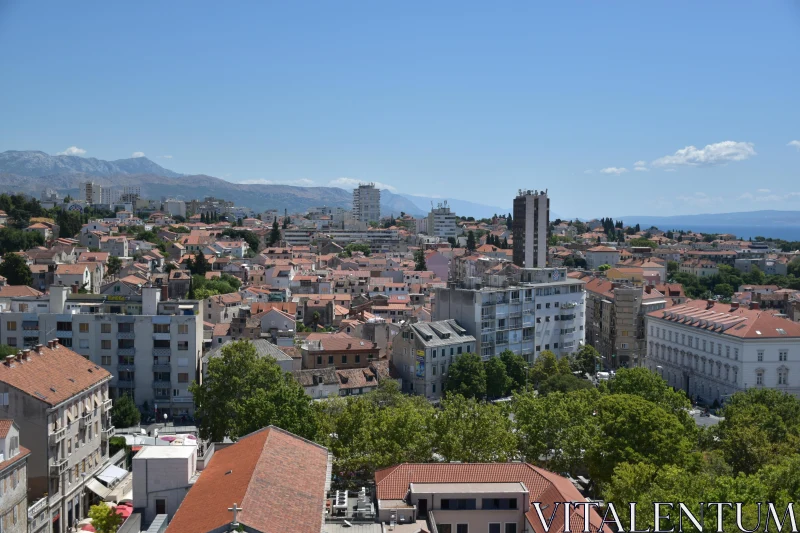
[1,1,799,218]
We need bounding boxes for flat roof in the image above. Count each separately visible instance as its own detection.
[410,482,526,493]
[134,445,196,459]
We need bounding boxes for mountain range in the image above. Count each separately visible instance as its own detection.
[0,150,514,218]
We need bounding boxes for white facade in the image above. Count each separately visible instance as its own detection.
[512,190,548,268]
[352,183,381,224]
[585,247,621,270]
[427,204,458,239]
[84,182,103,206]
[132,445,197,525]
[433,269,586,362]
[645,301,800,404]
[163,199,186,218]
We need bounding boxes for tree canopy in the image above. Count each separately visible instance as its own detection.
[0,252,32,286]
[111,393,141,428]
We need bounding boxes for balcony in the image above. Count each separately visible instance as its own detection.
[153,380,172,388]
[154,393,171,401]
[49,426,66,445]
[118,363,135,372]
[153,348,171,357]
[118,348,135,356]
[101,426,115,441]
[117,379,135,389]
[152,363,171,372]
[50,459,68,477]
[116,332,135,340]
[78,411,92,429]
[55,330,73,338]
[171,396,194,403]
[153,332,171,341]
[102,398,113,412]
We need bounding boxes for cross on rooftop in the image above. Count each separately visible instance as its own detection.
[228,503,242,527]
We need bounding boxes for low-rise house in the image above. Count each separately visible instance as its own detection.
[301,332,381,370]
[292,367,340,399]
[99,235,129,258]
[203,338,299,375]
[680,259,719,278]
[584,245,621,270]
[132,445,199,525]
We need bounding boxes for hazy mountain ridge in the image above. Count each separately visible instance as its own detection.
[0,150,182,178]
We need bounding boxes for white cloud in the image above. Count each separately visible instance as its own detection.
[757,188,771,193]
[131,151,145,158]
[57,146,86,156]
[789,140,800,150]
[633,160,649,172]
[328,177,397,192]
[652,141,756,167]
[600,167,628,175]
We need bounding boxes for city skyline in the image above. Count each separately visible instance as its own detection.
[1,1,799,217]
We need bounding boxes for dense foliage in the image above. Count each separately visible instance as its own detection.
[111,393,141,428]
[189,273,241,300]
[0,252,33,286]
[672,263,800,299]
[0,227,45,255]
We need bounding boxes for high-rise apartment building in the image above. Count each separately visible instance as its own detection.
[0,286,203,419]
[84,182,103,206]
[433,268,586,363]
[352,183,381,224]
[512,189,549,268]
[427,202,457,239]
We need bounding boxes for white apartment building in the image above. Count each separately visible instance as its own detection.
[512,189,549,268]
[0,420,29,533]
[392,319,476,399]
[584,246,621,270]
[645,300,800,404]
[352,183,381,224]
[83,182,103,206]
[427,203,458,239]
[433,268,586,362]
[163,199,186,218]
[0,341,113,533]
[0,286,203,418]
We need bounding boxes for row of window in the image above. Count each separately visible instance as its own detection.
[652,326,742,360]
[5,321,190,334]
[651,344,740,382]
[438,525,517,533]
[315,353,374,366]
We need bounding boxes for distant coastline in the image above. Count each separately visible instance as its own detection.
[655,224,800,241]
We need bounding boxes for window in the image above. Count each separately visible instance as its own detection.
[457,525,469,533]
[6,321,15,331]
[483,498,517,510]
[355,355,360,364]
[317,355,322,365]
[153,324,170,334]
[756,370,764,385]
[328,355,334,365]
[79,323,89,333]
[432,384,436,393]
[432,365,436,376]
[505,525,517,533]
[780,350,788,362]
[6,337,16,347]
[341,355,347,364]
[59,337,73,348]
[177,341,188,351]
[457,347,462,354]
[178,324,189,335]
[439,527,452,533]
[440,499,476,510]
[79,339,89,349]
[178,373,189,383]
[757,350,764,362]
[101,323,111,333]
[490,525,501,533]
[156,499,167,515]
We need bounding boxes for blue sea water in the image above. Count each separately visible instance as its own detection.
[661,225,800,241]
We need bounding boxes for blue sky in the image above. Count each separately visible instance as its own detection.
[1,1,799,218]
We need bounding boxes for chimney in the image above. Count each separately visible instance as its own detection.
[15,351,23,362]
[706,299,715,309]
[161,284,169,302]
[4,355,14,367]
[750,302,760,310]
[34,344,44,354]
[644,286,652,294]
[730,302,740,311]
[22,349,31,361]
[71,283,79,294]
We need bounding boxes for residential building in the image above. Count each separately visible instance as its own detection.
[83,182,103,206]
[99,236,129,258]
[374,463,602,533]
[352,183,381,224]
[433,268,586,362]
[0,286,203,418]
[512,189,549,268]
[203,338,299,375]
[680,259,719,278]
[301,332,380,369]
[291,367,340,399]
[166,426,330,533]
[163,199,186,218]
[584,246,621,270]
[0,341,112,533]
[0,420,29,533]
[645,300,800,404]
[427,202,458,239]
[585,278,670,369]
[132,445,198,526]
[392,319,476,399]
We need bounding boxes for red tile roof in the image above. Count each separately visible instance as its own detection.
[0,420,13,438]
[166,426,329,533]
[0,343,111,406]
[0,286,43,298]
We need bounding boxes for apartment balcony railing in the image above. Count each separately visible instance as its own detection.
[152,363,172,372]
[49,426,66,446]
[171,396,194,403]
[27,497,47,521]
[78,411,92,429]
[153,332,171,341]
[118,348,135,356]
[117,332,135,340]
[117,379,135,389]
[153,380,172,388]
[55,330,73,338]
[101,426,115,441]
[153,348,172,357]
[102,398,113,412]
[50,459,69,477]
[118,363,135,372]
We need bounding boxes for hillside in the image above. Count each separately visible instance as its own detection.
[0,150,181,178]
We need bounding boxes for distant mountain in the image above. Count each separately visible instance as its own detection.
[0,150,181,178]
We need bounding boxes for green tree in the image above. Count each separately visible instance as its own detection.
[537,373,592,396]
[529,351,570,388]
[513,388,601,474]
[269,219,281,246]
[343,243,371,257]
[413,248,427,271]
[111,393,141,428]
[0,227,44,255]
[499,350,529,392]
[189,251,209,276]
[466,230,476,251]
[106,255,122,276]
[0,252,32,286]
[598,263,611,272]
[587,394,694,486]
[485,356,512,398]
[570,344,600,375]
[190,340,318,441]
[667,260,679,275]
[607,367,693,430]
[714,282,734,298]
[435,394,518,462]
[629,237,657,249]
[444,352,486,399]
[88,503,123,533]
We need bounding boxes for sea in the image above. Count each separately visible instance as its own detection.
[662,225,800,242]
